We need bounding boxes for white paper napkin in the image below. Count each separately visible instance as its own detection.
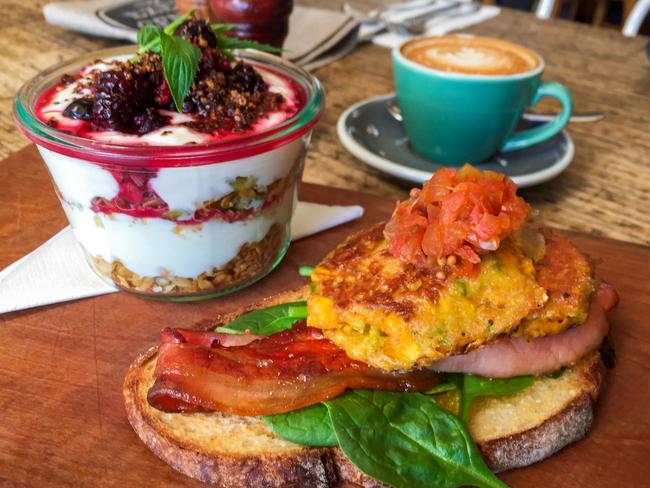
[0,201,363,314]
[372,4,501,48]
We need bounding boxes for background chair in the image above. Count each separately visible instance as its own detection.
[622,0,650,35]
[534,0,649,35]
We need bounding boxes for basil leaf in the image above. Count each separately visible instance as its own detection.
[215,35,285,54]
[452,374,534,422]
[325,391,506,488]
[264,403,337,447]
[298,266,314,277]
[163,8,195,35]
[215,301,307,336]
[137,24,162,53]
[160,32,201,112]
[210,23,235,35]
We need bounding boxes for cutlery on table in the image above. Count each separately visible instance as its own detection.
[386,1,479,36]
[345,0,473,41]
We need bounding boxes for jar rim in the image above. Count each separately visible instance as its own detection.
[13,46,324,167]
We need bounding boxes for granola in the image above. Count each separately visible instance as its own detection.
[89,223,286,296]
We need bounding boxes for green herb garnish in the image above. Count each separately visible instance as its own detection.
[326,390,507,488]
[215,301,308,336]
[135,12,282,112]
[266,390,506,488]
[449,373,534,422]
[425,380,458,395]
[164,9,196,36]
[137,24,162,54]
[212,29,284,61]
[264,403,337,447]
[159,32,201,112]
[298,266,314,277]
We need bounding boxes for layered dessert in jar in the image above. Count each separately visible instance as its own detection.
[14,16,324,299]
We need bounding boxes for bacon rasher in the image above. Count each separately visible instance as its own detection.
[147,324,441,416]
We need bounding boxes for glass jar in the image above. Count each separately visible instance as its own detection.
[14,46,324,300]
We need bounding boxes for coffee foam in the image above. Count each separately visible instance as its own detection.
[401,36,540,76]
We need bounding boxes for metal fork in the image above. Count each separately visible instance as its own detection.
[386,2,479,36]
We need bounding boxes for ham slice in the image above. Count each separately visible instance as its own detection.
[429,284,619,378]
[148,323,440,416]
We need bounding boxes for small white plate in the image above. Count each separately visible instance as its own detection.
[337,94,574,188]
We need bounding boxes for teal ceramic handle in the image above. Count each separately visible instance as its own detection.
[501,81,573,152]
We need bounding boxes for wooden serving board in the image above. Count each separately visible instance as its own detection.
[0,145,649,487]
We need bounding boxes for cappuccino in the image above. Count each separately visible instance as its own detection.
[401,36,540,76]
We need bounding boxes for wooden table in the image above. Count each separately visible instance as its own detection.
[1,1,649,248]
[1,145,650,485]
[1,4,650,486]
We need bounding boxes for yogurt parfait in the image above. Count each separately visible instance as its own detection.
[14,15,324,299]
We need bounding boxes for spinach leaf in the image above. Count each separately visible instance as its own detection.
[214,301,307,336]
[264,403,337,447]
[545,367,567,379]
[325,390,506,488]
[160,32,201,112]
[425,380,458,395]
[451,374,534,422]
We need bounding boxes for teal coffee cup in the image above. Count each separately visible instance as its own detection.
[392,35,572,166]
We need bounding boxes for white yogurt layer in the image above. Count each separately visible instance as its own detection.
[152,140,302,210]
[38,136,305,277]
[39,60,299,146]
[61,189,294,278]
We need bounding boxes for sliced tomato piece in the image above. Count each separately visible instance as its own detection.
[383,164,530,276]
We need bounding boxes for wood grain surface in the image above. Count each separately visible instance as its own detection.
[1,1,649,246]
[0,144,649,487]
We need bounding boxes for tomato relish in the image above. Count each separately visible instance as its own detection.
[384,164,530,276]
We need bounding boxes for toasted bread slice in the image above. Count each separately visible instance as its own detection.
[123,287,605,487]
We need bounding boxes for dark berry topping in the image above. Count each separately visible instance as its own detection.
[133,108,169,135]
[59,15,284,137]
[62,97,93,121]
[174,18,217,48]
[92,70,148,131]
[228,64,267,94]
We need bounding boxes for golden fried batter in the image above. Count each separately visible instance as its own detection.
[307,224,547,371]
[517,229,594,338]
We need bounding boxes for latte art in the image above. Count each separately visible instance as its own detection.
[402,36,540,76]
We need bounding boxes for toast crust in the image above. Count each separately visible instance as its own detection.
[124,347,337,487]
[123,287,606,487]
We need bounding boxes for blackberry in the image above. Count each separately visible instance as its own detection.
[63,97,93,121]
[91,62,160,132]
[133,108,169,135]
[174,18,217,48]
[199,48,231,78]
[92,70,140,131]
[154,79,172,106]
[227,64,267,94]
